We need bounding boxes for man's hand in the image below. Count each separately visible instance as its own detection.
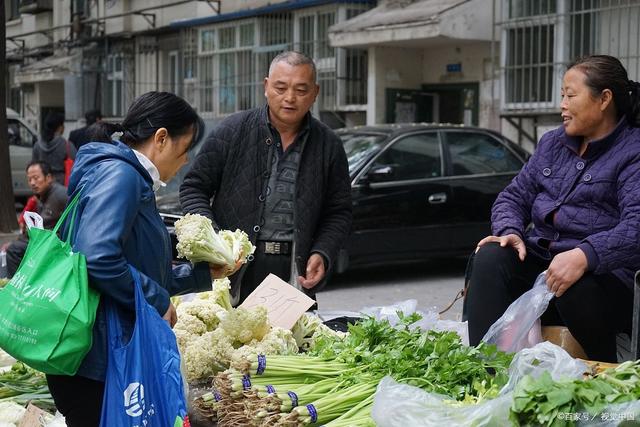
[476,234,527,261]
[297,253,325,290]
[19,223,26,235]
[546,248,588,297]
[209,260,243,279]
[163,302,177,328]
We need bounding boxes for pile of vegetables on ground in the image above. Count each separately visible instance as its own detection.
[172,278,342,383]
[510,360,640,426]
[188,312,515,426]
[177,299,640,427]
[0,359,61,426]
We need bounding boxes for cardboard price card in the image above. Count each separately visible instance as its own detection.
[18,403,52,427]
[240,274,315,329]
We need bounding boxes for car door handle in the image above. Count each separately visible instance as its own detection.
[428,193,447,204]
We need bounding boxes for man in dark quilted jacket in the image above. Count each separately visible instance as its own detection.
[466,55,640,362]
[180,51,352,306]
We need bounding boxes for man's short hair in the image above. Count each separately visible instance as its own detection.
[26,160,52,176]
[268,51,317,83]
[85,109,102,125]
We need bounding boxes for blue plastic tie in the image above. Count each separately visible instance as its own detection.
[307,404,318,423]
[287,391,298,407]
[242,374,252,390]
[257,354,267,375]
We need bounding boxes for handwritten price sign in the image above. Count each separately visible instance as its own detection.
[240,274,315,329]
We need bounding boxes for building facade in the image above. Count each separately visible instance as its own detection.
[329,0,500,130]
[7,0,639,144]
[5,0,373,133]
[497,0,640,150]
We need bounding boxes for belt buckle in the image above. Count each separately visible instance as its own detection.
[264,241,281,254]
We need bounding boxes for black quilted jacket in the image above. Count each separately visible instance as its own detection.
[180,106,352,297]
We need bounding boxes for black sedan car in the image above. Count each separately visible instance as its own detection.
[157,123,528,272]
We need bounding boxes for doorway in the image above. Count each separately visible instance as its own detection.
[386,89,439,124]
[421,82,479,126]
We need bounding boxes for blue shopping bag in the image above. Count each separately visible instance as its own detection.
[100,266,189,427]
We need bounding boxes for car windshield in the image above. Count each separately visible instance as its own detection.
[339,132,388,175]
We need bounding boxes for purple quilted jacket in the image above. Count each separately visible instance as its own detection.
[492,118,640,287]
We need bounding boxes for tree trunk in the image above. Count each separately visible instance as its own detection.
[0,5,18,233]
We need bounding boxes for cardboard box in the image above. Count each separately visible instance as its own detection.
[541,326,588,359]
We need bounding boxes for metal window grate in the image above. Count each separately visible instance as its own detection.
[180,4,372,117]
[500,0,640,113]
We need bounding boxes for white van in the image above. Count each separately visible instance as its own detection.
[7,108,39,198]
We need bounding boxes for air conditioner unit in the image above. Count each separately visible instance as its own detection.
[19,0,53,13]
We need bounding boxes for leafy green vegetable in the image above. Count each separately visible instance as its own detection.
[510,360,640,426]
[310,313,513,402]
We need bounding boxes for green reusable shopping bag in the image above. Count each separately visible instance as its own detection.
[0,191,99,375]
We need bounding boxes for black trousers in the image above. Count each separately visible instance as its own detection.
[239,249,318,308]
[239,249,293,303]
[466,243,633,362]
[6,236,28,278]
[46,374,104,427]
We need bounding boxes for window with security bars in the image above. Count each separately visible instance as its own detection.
[191,4,372,117]
[105,54,128,117]
[501,0,640,111]
[504,24,554,105]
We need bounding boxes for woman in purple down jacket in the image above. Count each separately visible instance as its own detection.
[466,55,640,362]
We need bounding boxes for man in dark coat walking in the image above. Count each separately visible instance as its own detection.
[69,109,102,150]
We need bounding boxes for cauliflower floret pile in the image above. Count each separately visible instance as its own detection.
[173,277,342,382]
[182,328,234,381]
[219,306,270,346]
[291,313,347,351]
[174,282,301,382]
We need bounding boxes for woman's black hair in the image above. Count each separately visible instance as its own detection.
[568,55,640,126]
[88,92,205,149]
[41,112,65,142]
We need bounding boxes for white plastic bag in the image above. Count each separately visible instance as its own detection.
[578,400,640,427]
[372,376,513,427]
[371,341,588,427]
[360,300,468,344]
[482,272,554,353]
[501,341,587,393]
[360,299,420,326]
[44,412,67,427]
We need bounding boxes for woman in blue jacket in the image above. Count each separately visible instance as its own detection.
[45,92,211,426]
[466,55,640,362]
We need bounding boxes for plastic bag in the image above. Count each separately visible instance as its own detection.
[44,412,67,427]
[482,272,554,353]
[501,341,587,393]
[360,299,420,326]
[577,400,640,427]
[361,300,468,344]
[371,341,588,427]
[99,266,189,427]
[372,376,513,427]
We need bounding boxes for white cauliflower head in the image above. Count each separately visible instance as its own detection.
[182,328,234,381]
[220,306,270,345]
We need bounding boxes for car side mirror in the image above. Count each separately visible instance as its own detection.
[366,165,394,183]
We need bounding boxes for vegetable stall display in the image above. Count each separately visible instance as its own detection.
[192,313,514,426]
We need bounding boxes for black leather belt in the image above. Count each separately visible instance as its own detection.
[258,241,291,255]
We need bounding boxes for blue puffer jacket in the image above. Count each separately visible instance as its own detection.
[492,118,640,289]
[64,140,211,381]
